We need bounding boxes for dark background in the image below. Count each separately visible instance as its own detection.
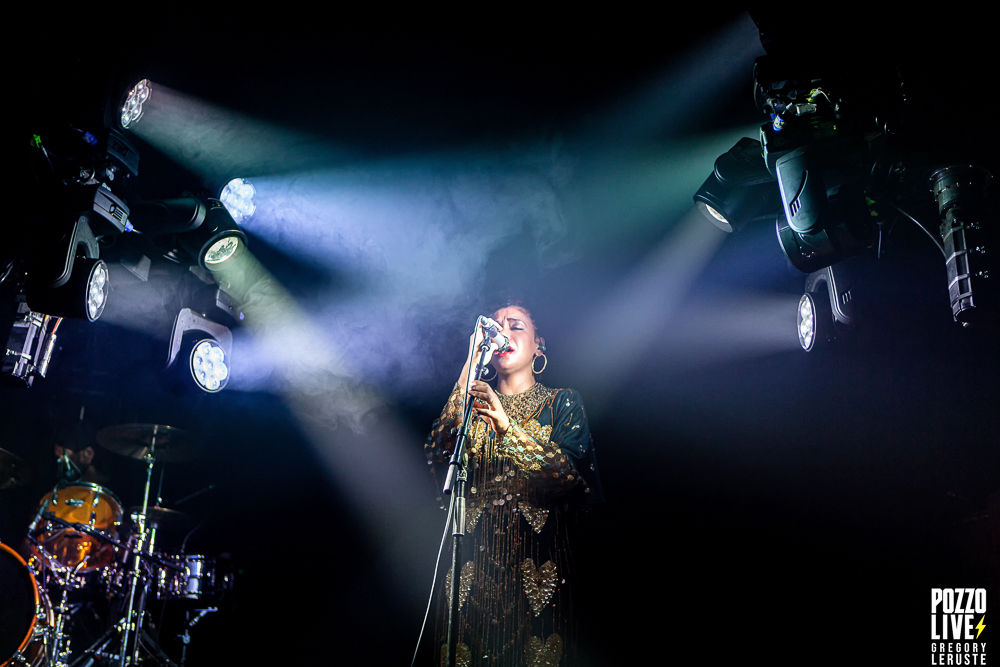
[4,10,998,665]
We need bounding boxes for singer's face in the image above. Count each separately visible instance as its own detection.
[490,306,540,375]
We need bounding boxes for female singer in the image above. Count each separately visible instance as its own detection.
[426,302,602,666]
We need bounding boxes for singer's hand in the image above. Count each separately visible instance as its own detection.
[469,380,510,438]
[466,318,495,365]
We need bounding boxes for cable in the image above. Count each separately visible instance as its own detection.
[411,490,456,667]
[0,260,13,285]
[890,202,946,258]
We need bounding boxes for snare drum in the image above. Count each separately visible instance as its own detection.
[30,483,122,574]
[0,542,51,667]
[157,555,228,601]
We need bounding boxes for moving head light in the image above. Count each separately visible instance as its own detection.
[693,13,995,332]
[693,138,779,233]
[165,307,233,393]
[130,196,248,271]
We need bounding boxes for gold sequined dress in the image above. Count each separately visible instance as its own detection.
[425,382,602,667]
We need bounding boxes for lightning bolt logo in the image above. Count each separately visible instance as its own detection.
[976,614,986,639]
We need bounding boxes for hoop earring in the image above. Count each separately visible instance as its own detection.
[531,353,547,375]
[480,364,496,381]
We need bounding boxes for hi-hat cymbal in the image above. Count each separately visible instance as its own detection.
[0,448,32,490]
[127,506,195,531]
[96,424,203,462]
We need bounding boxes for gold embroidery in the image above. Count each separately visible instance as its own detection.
[521,558,558,616]
[429,383,587,659]
[445,560,475,610]
[495,382,557,421]
[525,634,563,667]
[440,642,471,667]
[521,418,552,445]
[465,502,483,532]
[518,502,549,533]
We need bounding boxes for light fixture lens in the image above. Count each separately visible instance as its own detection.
[204,236,241,265]
[704,204,729,224]
[797,293,816,351]
[121,79,151,129]
[85,260,110,321]
[220,178,256,223]
[191,340,229,392]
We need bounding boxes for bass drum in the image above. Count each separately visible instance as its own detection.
[0,542,50,667]
[31,483,122,574]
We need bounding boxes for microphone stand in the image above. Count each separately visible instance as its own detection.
[442,328,492,667]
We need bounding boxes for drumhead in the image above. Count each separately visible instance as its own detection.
[0,542,38,664]
[33,484,123,573]
[48,483,123,512]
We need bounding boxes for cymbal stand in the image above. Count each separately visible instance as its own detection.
[68,450,175,667]
[119,429,159,667]
[69,623,178,667]
[177,608,217,667]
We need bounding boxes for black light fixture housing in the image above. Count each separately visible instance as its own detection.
[131,197,248,271]
[165,308,233,393]
[26,257,109,322]
[693,138,780,233]
[690,11,998,326]
[797,263,858,352]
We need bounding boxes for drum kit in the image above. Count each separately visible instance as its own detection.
[1,425,230,667]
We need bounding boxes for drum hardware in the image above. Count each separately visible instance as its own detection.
[67,619,178,667]
[156,555,225,601]
[95,424,202,463]
[17,424,224,667]
[106,427,193,667]
[1,541,53,667]
[46,588,73,667]
[30,484,123,575]
[118,444,159,667]
[126,507,194,534]
[29,512,132,589]
[176,608,216,667]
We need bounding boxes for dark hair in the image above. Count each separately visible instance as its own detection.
[490,297,545,348]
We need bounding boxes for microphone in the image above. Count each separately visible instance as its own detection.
[56,453,82,484]
[480,317,510,353]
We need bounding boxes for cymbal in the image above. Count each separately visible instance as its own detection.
[96,424,202,462]
[127,506,194,531]
[0,448,32,490]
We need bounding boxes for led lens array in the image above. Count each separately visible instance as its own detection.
[87,262,109,321]
[220,178,256,223]
[797,293,816,351]
[191,340,229,392]
[122,80,151,128]
[204,236,241,266]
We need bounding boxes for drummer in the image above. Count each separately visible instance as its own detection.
[53,422,109,486]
